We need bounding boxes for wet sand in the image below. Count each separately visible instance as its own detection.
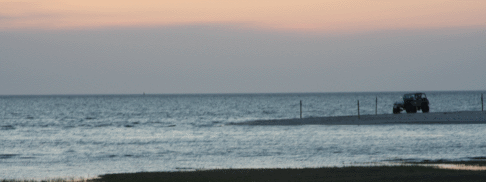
[232,111,486,125]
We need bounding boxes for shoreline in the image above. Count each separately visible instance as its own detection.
[232,111,486,125]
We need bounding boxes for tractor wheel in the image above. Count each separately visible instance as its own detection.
[405,104,413,113]
[393,107,400,114]
[422,104,429,113]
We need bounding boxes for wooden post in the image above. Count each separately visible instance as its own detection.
[300,100,302,119]
[375,97,378,115]
[357,100,360,119]
[482,93,484,112]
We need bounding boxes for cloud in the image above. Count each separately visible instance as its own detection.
[1,0,485,33]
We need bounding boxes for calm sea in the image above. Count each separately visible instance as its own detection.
[1,91,485,179]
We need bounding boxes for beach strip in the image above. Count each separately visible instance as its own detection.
[232,111,486,125]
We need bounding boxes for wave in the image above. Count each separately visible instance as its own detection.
[1,125,15,130]
[0,154,19,159]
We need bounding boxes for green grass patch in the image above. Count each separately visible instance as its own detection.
[92,165,486,182]
[1,178,90,182]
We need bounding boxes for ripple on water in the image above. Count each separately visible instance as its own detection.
[1,125,15,130]
[0,154,19,159]
[2,92,486,179]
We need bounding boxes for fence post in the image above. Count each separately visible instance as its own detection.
[358,100,360,119]
[375,97,378,115]
[300,100,302,119]
[482,93,484,112]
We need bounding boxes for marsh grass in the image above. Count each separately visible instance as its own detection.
[1,177,91,182]
[6,162,486,182]
[92,165,486,182]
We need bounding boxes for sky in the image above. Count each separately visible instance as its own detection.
[1,0,485,95]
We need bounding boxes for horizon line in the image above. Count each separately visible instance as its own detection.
[1,90,485,97]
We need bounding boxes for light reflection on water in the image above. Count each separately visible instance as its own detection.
[2,124,486,179]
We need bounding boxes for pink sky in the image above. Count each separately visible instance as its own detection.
[1,0,485,33]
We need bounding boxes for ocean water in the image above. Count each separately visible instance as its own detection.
[1,91,485,179]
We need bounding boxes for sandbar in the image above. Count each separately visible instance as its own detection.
[232,111,486,125]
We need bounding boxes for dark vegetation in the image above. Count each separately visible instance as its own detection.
[91,166,486,182]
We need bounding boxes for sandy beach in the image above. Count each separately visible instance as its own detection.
[232,111,486,125]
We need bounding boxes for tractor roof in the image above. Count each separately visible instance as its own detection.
[405,93,426,95]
